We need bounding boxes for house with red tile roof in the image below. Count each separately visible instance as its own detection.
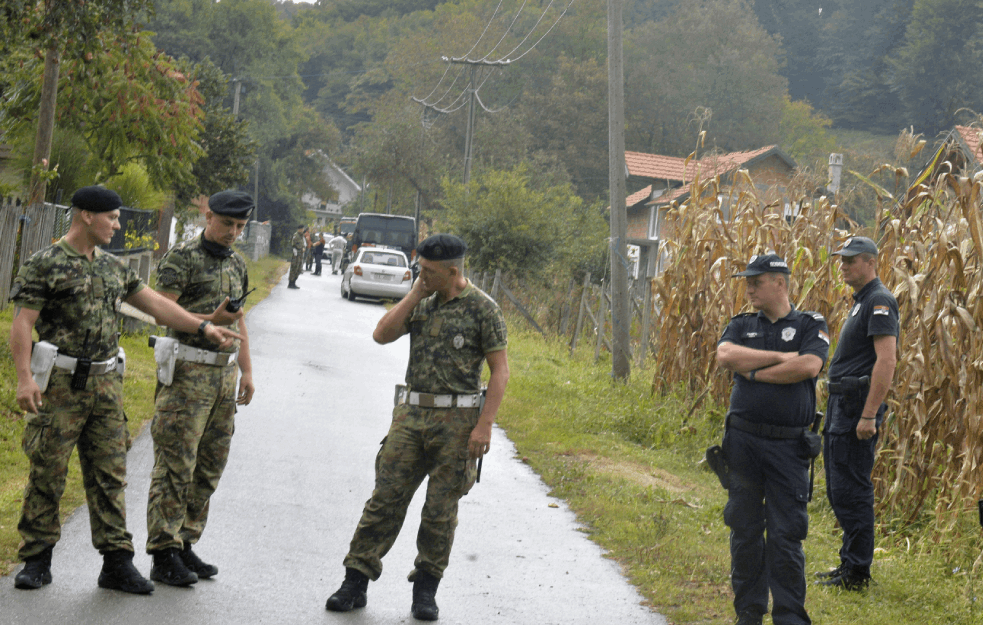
[623,146,797,275]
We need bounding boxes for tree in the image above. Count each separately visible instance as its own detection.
[779,95,836,162]
[888,0,983,134]
[440,164,607,280]
[625,0,787,156]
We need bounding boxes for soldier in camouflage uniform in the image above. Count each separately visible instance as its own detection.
[9,186,240,594]
[287,224,306,289]
[326,234,510,622]
[145,190,256,587]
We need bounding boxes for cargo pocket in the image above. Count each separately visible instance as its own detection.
[22,412,53,463]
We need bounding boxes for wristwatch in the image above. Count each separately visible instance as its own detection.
[197,320,212,337]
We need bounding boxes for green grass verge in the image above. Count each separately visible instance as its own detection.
[496,328,983,625]
[0,254,287,575]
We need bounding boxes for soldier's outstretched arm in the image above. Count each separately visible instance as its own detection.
[11,306,42,413]
[126,288,241,348]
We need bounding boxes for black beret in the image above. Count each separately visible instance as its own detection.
[71,186,122,213]
[417,234,467,261]
[732,253,790,277]
[208,190,254,219]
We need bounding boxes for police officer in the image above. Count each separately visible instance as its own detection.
[145,190,256,586]
[312,232,326,276]
[9,186,239,594]
[716,253,830,625]
[325,234,509,622]
[287,224,306,289]
[817,236,898,590]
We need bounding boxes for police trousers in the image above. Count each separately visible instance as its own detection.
[344,404,479,581]
[724,427,811,625]
[146,360,238,552]
[823,393,884,574]
[18,369,133,559]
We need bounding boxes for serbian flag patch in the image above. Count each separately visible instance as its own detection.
[873,305,890,316]
[818,330,830,344]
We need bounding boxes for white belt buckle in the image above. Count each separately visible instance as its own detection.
[434,395,453,408]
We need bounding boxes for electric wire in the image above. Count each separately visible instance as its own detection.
[414,63,452,103]
[493,0,557,62]
[479,0,531,62]
[499,0,577,63]
[459,0,508,60]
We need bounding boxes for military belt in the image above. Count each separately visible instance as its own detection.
[54,354,117,376]
[175,342,238,367]
[728,414,808,440]
[827,375,870,395]
[397,388,482,408]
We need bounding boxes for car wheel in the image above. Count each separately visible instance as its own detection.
[347,284,357,301]
[340,279,347,298]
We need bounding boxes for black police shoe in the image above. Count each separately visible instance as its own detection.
[326,567,369,611]
[818,567,871,591]
[180,544,218,578]
[14,546,53,589]
[735,610,763,625]
[98,550,154,594]
[411,571,441,621]
[150,548,198,587]
[815,563,847,579]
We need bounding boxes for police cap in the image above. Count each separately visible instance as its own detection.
[71,186,122,213]
[732,253,790,277]
[417,234,467,261]
[208,190,254,219]
[831,236,878,257]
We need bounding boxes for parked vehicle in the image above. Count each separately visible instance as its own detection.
[338,216,356,238]
[341,247,413,301]
[344,213,417,272]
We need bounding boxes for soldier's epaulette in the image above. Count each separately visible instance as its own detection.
[805,311,825,321]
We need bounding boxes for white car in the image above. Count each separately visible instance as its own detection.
[340,247,413,301]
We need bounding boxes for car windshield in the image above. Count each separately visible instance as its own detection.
[360,252,405,267]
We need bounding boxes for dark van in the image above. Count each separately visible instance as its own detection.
[338,216,356,237]
[346,213,417,266]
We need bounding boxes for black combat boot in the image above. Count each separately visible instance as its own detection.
[288,282,300,289]
[326,567,369,612]
[150,547,198,587]
[411,571,440,621]
[814,562,847,580]
[98,550,155,594]
[14,545,53,589]
[180,544,218,578]
[818,565,871,591]
[735,609,763,625]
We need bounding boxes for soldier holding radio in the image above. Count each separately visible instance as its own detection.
[10,186,240,595]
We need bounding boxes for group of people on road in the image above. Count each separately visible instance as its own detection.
[10,187,255,594]
[287,224,347,288]
[716,237,898,625]
[9,185,510,623]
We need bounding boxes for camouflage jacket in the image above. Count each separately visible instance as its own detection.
[291,231,306,253]
[11,238,145,360]
[156,234,248,352]
[404,280,507,394]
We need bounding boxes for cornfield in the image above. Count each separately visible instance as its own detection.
[649,161,983,541]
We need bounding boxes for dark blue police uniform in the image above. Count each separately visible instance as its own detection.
[719,307,829,625]
[824,277,899,578]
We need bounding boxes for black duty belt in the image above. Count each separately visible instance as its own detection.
[827,375,870,395]
[728,414,808,440]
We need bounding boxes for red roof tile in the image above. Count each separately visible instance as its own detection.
[626,146,783,183]
[626,185,652,207]
[955,125,982,163]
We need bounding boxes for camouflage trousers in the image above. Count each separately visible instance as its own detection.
[289,254,303,283]
[18,369,132,560]
[146,360,237,553]
[344,404,479,581]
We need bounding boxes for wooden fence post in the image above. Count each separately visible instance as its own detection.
[637,277,652,366]
[491,269,502,301]
[569,272,591,356]
[595,279,607,362]
[559,277,576,336]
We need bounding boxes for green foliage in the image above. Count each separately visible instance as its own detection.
[779,95,837,162]
[0,0,155,55]
[625,0,786,156]
[440,164,607,281]
[105,162,168,212]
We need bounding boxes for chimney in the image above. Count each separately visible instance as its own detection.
[828,153,843,196]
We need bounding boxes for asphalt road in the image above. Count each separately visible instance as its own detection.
[1,266,667,625]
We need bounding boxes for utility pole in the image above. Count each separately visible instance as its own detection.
[608,0,631,381]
